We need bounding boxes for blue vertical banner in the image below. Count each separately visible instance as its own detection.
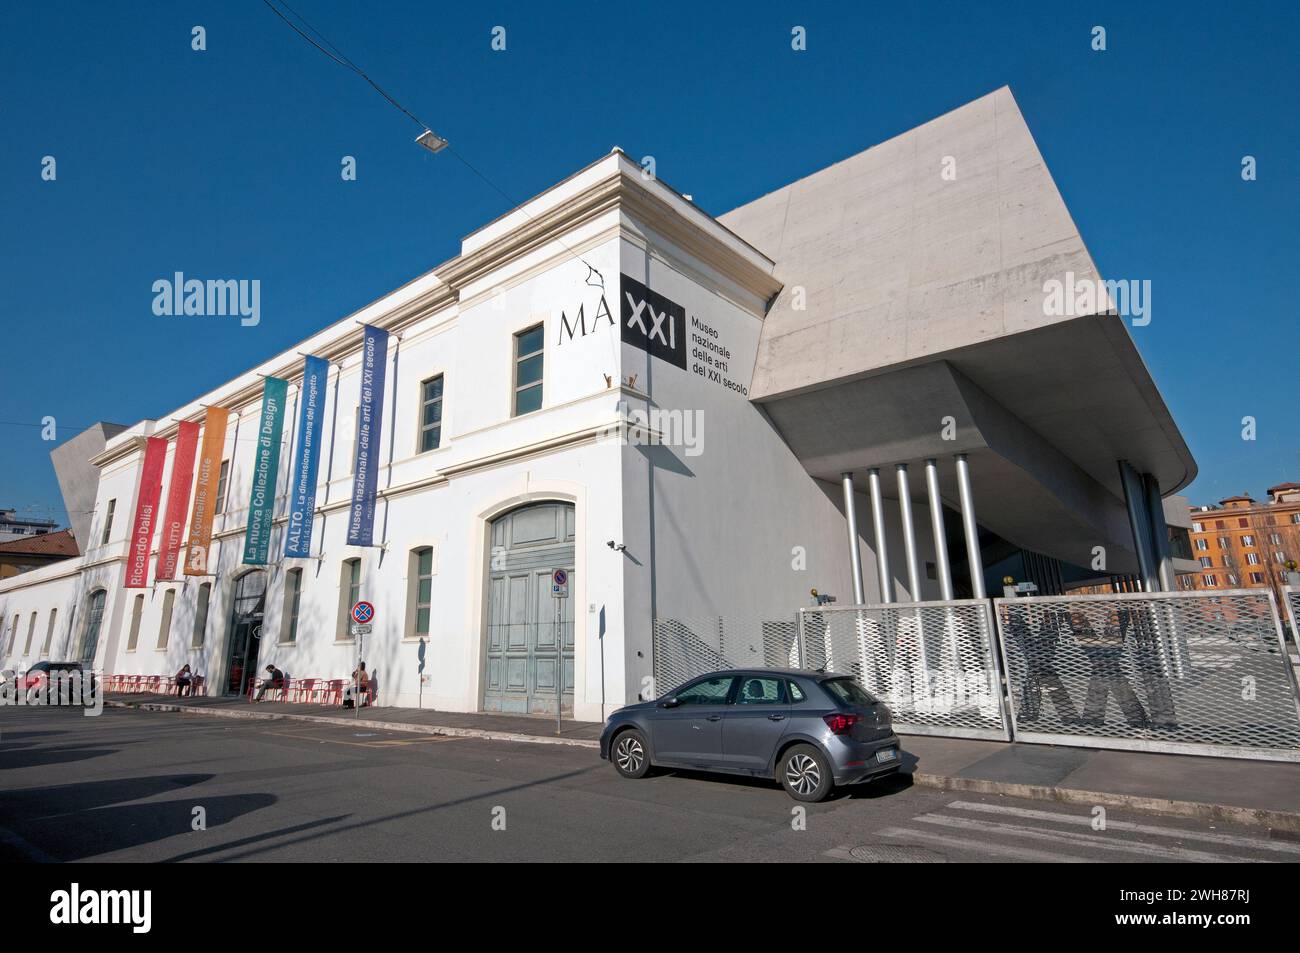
[347,325,389,546]
[242,376,289,565]
[284,355,328,557]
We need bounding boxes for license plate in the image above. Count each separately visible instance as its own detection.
[875,748,898,763]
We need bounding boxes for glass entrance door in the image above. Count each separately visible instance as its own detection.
[224,571,267,696]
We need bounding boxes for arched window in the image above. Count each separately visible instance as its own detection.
[42,608,57,656]
[23,611,37,655]
[126,594,145,650]
[157,589,176,649]
[79,590,107,668]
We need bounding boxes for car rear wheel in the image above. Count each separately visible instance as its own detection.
[779,744,833,802]
[611,728,651,779]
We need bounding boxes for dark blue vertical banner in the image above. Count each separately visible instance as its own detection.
[347,326,389,546]
[284,355,328,557]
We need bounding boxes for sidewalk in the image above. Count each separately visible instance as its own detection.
[103,692,1300,831]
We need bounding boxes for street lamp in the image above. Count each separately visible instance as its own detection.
[416,129,448,154]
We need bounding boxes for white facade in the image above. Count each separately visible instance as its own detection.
[0,150,940,720]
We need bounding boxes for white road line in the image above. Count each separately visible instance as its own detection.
[914,813,1269,863]
[873,826,1096,863]
[944,800,1300,856]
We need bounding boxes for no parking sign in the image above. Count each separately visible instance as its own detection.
[550,569,568,598]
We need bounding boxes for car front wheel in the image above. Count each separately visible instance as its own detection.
[779,744,833,802]
[611,728,651,779]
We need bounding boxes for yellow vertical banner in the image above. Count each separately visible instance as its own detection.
[183,406,230,576]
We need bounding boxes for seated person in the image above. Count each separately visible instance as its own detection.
[344,663,370,707]
[175,664,193,697]
[255,664,287,701]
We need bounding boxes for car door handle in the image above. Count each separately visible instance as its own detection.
[767,714,786,721]
[706,714,722,722]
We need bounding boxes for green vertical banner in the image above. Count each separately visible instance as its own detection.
[242,376,289,565]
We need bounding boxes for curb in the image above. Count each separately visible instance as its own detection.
[104,701,1300,830]
[104,699,601,749]
[908,771,1300,833]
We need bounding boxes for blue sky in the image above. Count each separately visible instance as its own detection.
[2,0,1297,528]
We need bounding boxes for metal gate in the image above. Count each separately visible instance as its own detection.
[798,601,1011,741]
[996,590,1300,761]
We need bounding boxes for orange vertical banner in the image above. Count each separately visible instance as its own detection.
[184,406,230,576]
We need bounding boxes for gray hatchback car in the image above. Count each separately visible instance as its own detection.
[599,668,901,801]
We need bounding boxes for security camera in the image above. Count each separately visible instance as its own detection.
[606,541,626,552]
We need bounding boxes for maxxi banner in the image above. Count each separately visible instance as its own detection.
[184,406,230,576]
[155,420,200,580]
[620,273,688,370]
[242,376,289,565]
[347,325,389,546]
[124,436,168,588]
[284,355,327,558]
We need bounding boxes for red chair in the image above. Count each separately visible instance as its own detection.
[289,678,315,703]
[124,675,141,694]
[321,679,345,706]
[188,675,205,697]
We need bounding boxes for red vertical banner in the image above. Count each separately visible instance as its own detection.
[125,436,168,588]
[155,421,200,581]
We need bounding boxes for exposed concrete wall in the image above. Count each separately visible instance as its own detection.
[720,86,1102,402]
[50,422,128,547]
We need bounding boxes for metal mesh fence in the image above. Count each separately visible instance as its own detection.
[651,616,798,699]
[997,591,1300,760]
[1284,587,1300,653]
[799,601,1010,740]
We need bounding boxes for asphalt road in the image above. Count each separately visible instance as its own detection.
[2,706,1297,863]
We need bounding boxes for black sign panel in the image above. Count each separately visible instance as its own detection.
[620,274,688,370]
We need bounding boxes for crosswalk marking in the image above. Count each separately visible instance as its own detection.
[913,812,1269,863]
[945,800,1300,856]
[870,827,1096,863]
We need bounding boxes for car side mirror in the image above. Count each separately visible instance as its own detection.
[657,696,680,708]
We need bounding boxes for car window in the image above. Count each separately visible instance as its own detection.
[736,677,784,705]
[675,676,734,706]
[786,680,807,703]
[823,678,878,706]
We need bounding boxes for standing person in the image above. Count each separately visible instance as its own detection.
[175,664,193,698]
[1075,610,1147,728]
[255,664,286,702]
[1120,606,1178,728]
[1008,610,1079,724]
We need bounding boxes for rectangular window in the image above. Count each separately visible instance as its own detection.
[1249,572,1264,584]
[1241,535,1255,547]
[126,595,144,651]
[513,324,544,416]
[1203,574,1217,586]
[1226,573,1239,586]
[214,460,230,514]
[1245,552,1260,565]
[100,499,116,545]
[1194,539,1208,551]
[42,609,57,655]
[6,616,16,654]
[1217,537,1230,549]
[1270,533,1283,545]
[1198,556,1212,568]
[192,583,211,648]
[1192,522,1204,533]
[1238,518,1249,528]
[419,375,444,452]
[1292,514,1300,525]
[157,589,176,649]
[283,569,302,644]
[412,548,433,637]
[338,558,361,640]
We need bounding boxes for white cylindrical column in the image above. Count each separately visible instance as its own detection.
[955,453,986,598]
[925,458,954,600]
[896,464,921,601]
[841,472,866,604]
[868,468,893,603]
